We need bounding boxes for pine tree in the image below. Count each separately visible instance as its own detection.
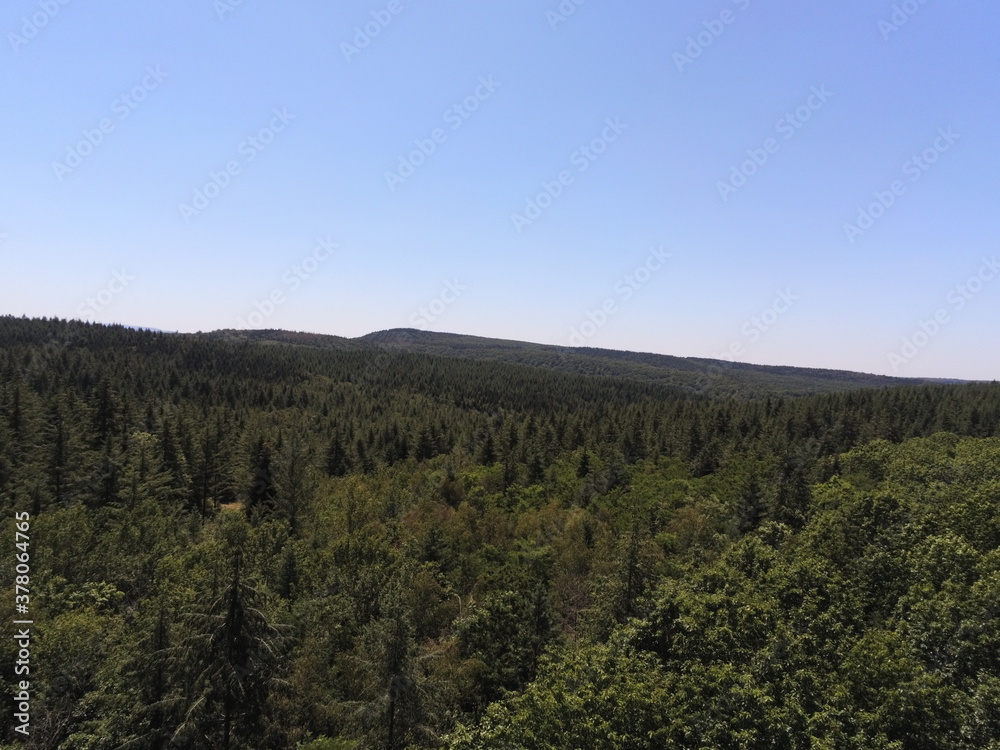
[176,550,286,749]
[246,437,277,521]
[325,431,351,477]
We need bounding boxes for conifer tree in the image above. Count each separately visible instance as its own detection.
[246,437,277,521]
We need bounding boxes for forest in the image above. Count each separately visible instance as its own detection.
[1,315,998,749]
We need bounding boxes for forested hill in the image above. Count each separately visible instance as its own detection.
[1,315,1000,749]
[219,326,948,398]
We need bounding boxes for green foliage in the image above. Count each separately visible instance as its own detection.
[449,641,674,750]
[1,317,999,747]
[298,738,358,750]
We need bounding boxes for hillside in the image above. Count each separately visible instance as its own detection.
[215,326,946,399]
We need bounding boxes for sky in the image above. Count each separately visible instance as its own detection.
[1,0,997,380]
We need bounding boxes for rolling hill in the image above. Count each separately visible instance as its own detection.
[212,326,953,399]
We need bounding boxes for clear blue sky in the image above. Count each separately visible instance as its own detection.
[2,0,997,380]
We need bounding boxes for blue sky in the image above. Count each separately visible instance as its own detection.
[1,0,997,380]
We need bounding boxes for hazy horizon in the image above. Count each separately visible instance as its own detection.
[3,1,998,380]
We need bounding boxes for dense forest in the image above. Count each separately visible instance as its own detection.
[216,327,945,399]
[1,316,998,749]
